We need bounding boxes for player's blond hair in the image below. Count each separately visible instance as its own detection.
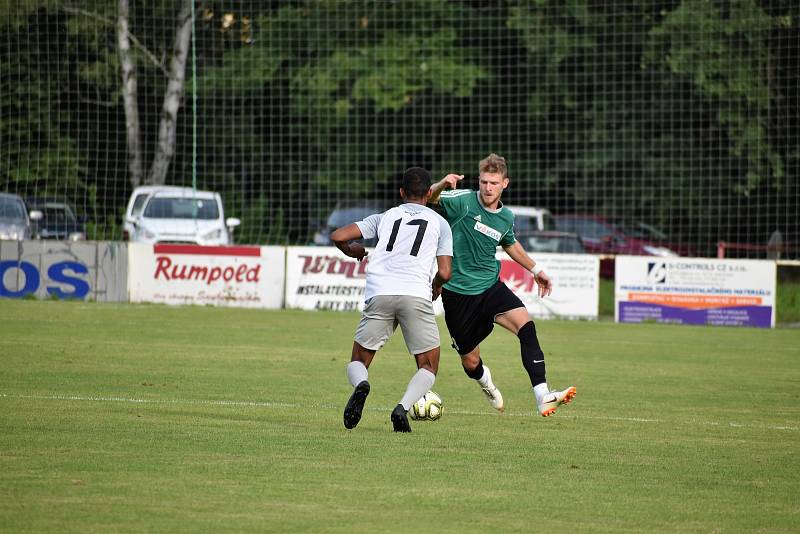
[479,153,508,178]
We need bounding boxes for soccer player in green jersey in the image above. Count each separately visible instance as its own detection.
[430,153,576,417]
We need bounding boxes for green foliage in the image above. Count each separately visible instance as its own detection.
[776,282,800,323]
[645,0,782,193]
[199,44,284,94]
[293,27,487,115]
[0,41,86,197]
[0,1,796,244]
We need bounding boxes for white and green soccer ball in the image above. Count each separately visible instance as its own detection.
[409,391,443,421]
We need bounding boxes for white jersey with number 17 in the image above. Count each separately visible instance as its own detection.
[355,203,453,301]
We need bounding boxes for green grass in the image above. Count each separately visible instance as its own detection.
[776,282,800,323]
[1,300,799,533]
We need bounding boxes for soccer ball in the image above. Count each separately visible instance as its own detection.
[409,391,443,421]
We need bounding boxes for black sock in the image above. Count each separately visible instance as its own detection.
[464,358,485,380]
[518,321,546,387]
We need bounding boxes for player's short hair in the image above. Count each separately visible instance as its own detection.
[402,166,432,199]
[479,153,508,178]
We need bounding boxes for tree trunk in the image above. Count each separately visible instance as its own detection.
[147,0,193,185]
[117,0,143,188]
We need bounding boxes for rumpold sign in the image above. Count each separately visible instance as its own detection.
[128,243,284,308]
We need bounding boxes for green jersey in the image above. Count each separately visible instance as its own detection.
[437,190,516,295]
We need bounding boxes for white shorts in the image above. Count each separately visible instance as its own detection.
[354,295,440,355]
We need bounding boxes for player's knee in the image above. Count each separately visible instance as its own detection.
[463,357,484,380]
[416,354,439,375]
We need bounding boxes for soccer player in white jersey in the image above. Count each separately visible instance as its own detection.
[331,167,453,432]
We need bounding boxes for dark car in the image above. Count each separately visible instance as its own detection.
[312,200,391,247]
[555,214,696,278]
[26,199,87,241]
[554,214,687,257]
[515,230,586,254]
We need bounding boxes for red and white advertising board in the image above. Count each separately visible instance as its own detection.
[285,246,368,312]
[129,243,285,308]
[285,246,598,320]
[497,252,599,320]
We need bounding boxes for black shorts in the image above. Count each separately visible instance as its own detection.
[441,281,525,355]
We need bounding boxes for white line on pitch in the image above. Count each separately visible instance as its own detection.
[1,392,796,432]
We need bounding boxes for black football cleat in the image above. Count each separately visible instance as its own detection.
[391,404,412,433]
[343,380,371,429]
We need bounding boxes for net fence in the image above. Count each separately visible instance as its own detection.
[1,0,798,259]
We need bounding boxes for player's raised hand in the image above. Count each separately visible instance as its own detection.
[535,271,552,298]
[442,173,464,190]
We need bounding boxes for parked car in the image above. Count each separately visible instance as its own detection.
[0,193,41,241]
[126,187,241,245]
[26,198,87,241]
[506,205,558,233]
[555,213,692,278]
[123,185,185,240]
[617,219,697,257]
[312,199,391,247]
[554,214,681,257]
[515,230,586,254]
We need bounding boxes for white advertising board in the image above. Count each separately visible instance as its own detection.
[0,240,127,302]
[285,246,598,319]
[129,243,285,308]
[285,246,368,312]
[615,256,776,328]
[497,252,599,319]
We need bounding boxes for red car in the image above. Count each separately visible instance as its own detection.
[555,214,695,277]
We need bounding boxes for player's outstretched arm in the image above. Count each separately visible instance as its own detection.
[429,174,463,204]
[502,241,552,298]
[331,223,368,261]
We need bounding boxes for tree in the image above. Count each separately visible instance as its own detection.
[118,0,193,187]
[194,0,491,243]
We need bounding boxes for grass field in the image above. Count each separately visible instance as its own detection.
[1,299,799,533]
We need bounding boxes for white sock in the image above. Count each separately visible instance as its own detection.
[533,382,550,403]
[346,361,368,387]
[477,365,492,388]
[399,368,436,411]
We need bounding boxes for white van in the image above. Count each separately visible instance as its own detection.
[125,186,241,245]
[506,205,557,233]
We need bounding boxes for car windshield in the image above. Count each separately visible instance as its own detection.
[327,204,384,227]
[522,235,584,253]
[39,204,76,223]
[143,197,219,220]
[0,197,26,221]
[541,212,557,231]
[558,217,613,240]
[131,193,150,217]
[608,218,668,240]
[513,216,536,233]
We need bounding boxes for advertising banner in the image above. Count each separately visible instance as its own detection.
[285,246,599,320]
[0,240,127,301]
[498,252,599,319]
[615,256,776,328]
[285,246,368,312]
[129,243,285,308]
